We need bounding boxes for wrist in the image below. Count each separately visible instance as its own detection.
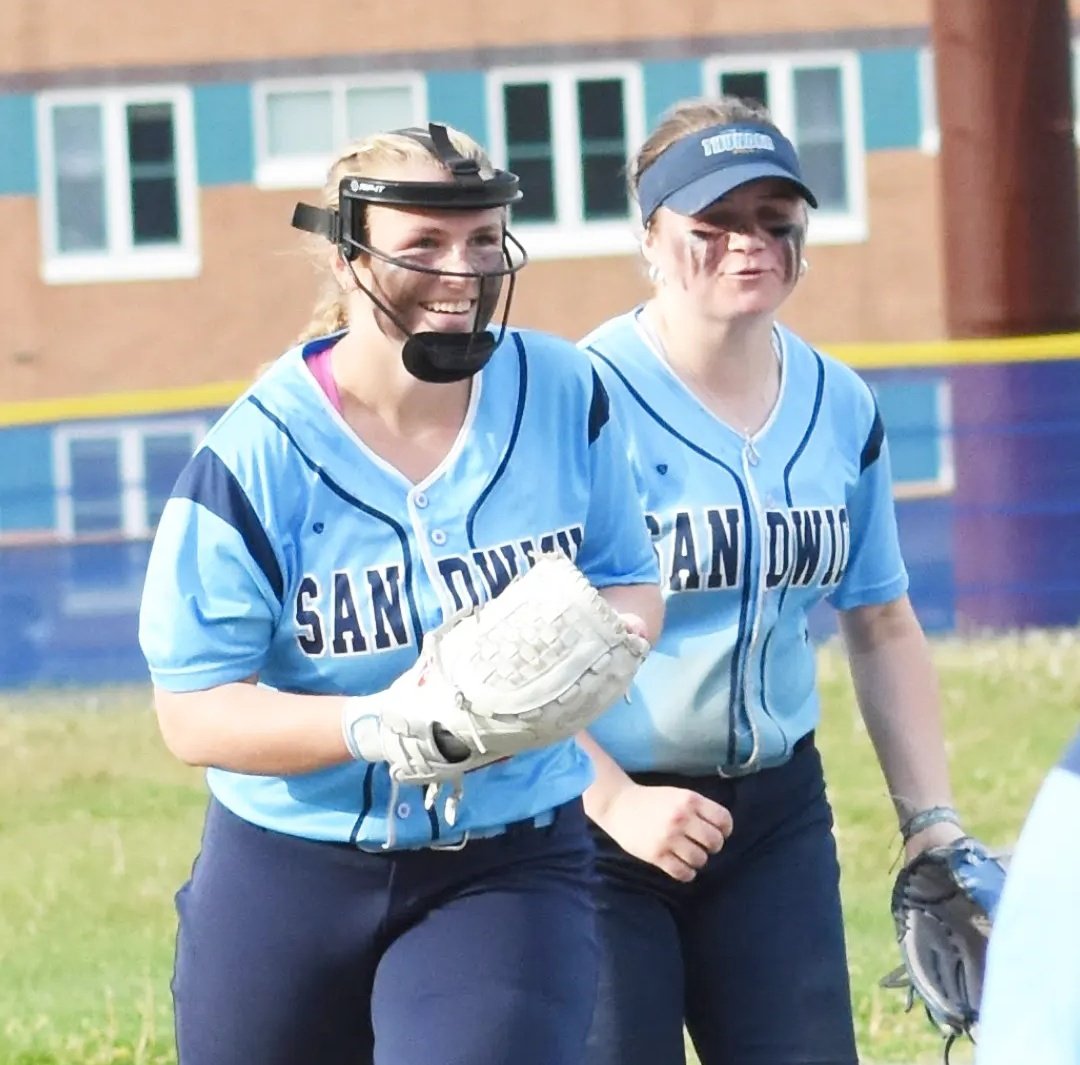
[900,804,966,860]
[899,804,962,844]
[583,773,637,828]
[903,819,966,860]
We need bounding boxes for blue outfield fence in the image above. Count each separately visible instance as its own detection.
[0,539,153,688]
[2,349,1080,691]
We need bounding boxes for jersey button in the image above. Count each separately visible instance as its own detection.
[430,529,447,546]
[414,492,429,509]
[396,802,411,819]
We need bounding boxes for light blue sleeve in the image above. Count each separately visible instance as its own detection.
[977,765,1080,1065]
[574,371,659,589]
[138,448,283,692]
[828,415,909,611]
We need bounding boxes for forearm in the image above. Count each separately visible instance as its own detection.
[582,582,662,823]
[154,681,353,775]
[840,598,955,829]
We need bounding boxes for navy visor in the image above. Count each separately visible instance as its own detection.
[638,122,818,224]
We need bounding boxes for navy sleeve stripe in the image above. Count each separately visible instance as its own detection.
[588,368,610,444]
[860,406,885,472]
[172,448,285,604]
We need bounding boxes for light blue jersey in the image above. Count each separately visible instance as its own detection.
[582,309,908,774]
[139,327,658,848]
[977,729,1080,1065]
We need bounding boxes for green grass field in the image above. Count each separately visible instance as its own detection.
[2,631,1077,1065]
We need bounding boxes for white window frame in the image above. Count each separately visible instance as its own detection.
[253,73,427,189]
[486,62,645,260]
[36,85,200,285]
[918,47,940,154]
[53,418,209,540]
[703,51,868,245]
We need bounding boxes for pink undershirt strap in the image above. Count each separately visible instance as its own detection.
[306,347,344,414]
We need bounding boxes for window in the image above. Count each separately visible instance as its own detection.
[578,79,633,221]
[37,86,199,283]
[67,436,123,535]
[254,76,425,188]
[703,52,867,244]
[502,83,556,224]
[873,377,955,498]
[54,419,208,539]
[487,64,644,259]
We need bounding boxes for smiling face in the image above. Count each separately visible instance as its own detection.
[644,178,807,323]
[334,160,509,341]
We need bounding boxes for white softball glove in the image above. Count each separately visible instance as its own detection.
[342,553,649,811]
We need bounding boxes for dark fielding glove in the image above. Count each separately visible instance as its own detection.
[881,836,1008,1060]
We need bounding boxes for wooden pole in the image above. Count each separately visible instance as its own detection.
[932,0,1080,337]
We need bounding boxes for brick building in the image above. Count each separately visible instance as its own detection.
[6,0,1064,404]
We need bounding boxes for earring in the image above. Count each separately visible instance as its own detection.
[648,263,665,285]
[799,257,810,277]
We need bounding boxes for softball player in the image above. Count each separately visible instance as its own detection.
[977,727,1080,1065]
[577,97,965,1065]
[138,123,661,1065]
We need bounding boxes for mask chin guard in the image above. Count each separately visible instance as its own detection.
[402,331,496,384]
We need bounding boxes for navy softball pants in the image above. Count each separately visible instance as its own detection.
[584,737,860,1065]
[172,797,598,1065]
